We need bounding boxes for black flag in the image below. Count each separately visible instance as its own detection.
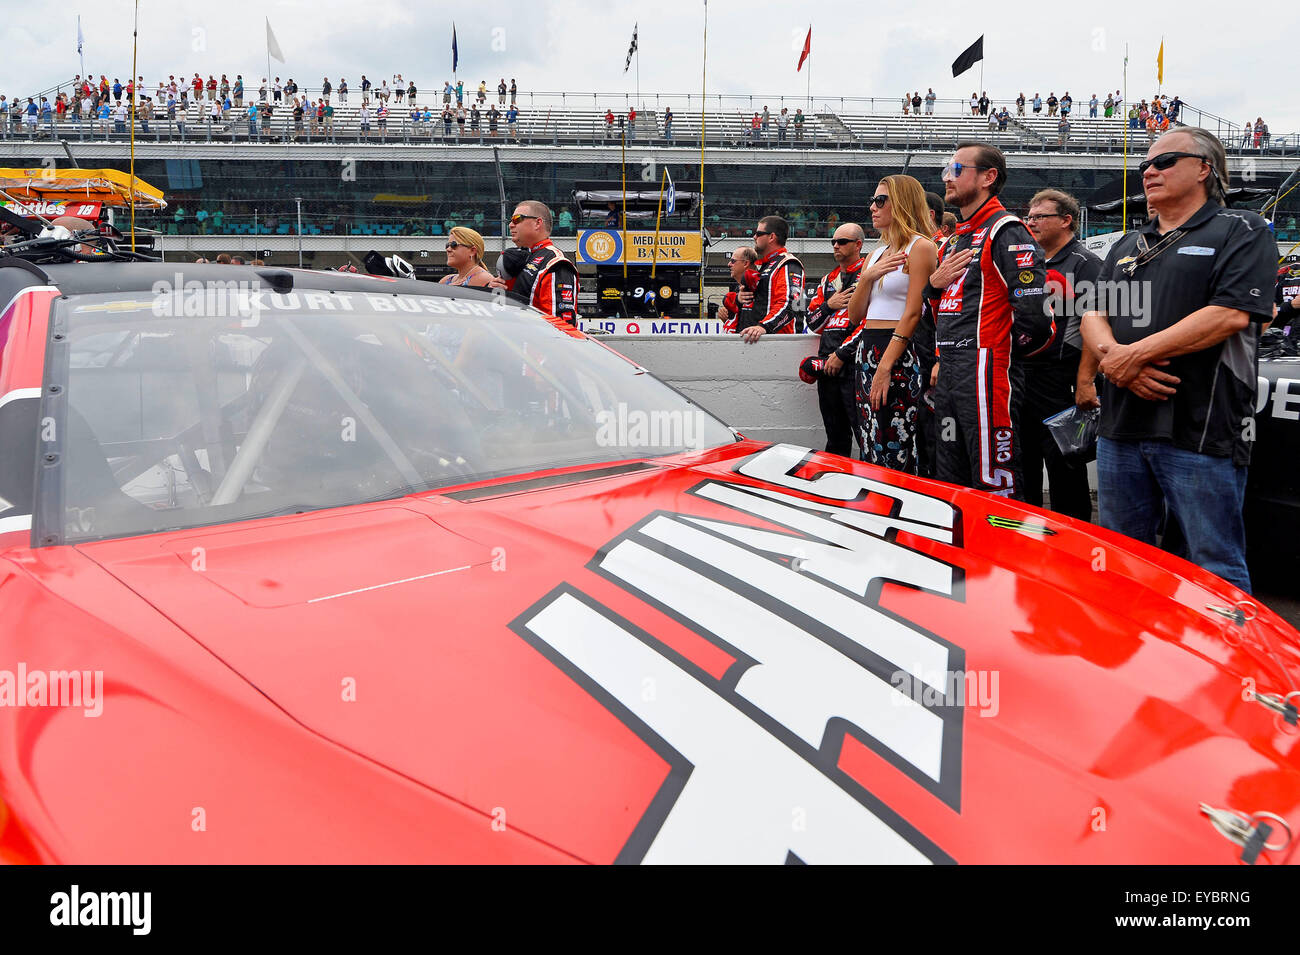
[951,35,983,78]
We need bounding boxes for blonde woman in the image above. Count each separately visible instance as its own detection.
[826,174,937,472]
[439,227,493,288]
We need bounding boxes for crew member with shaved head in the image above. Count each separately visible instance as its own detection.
[800,222,866,457]
[489,200,581,326]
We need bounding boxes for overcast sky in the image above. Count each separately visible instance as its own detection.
[6,1,1295,135]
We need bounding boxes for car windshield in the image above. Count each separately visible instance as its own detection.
[51,288,735,543]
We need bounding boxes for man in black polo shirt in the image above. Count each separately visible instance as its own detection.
[1081,128,1277,592]
[1023,188,1103,521]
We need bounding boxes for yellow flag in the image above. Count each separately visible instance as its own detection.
[1157,39,1164,85]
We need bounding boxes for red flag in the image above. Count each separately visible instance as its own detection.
[797,27,811,71]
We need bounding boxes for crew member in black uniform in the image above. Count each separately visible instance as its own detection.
[802,223,866,457]
[1022,188,1104,521]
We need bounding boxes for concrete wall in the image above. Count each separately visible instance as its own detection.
[606,333,824,448]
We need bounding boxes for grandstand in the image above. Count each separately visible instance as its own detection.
[3,87,1297,306]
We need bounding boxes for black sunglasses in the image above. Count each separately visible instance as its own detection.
[869,194,889,208]
[1138,151,1205,175]
[445,241,463,250]
[753,229,772,237]
[831,237,858,246]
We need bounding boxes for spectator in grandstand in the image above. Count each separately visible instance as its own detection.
[477,80,487,105]
[663,106,674,142]
[339,79,348,104]
[750,112,760,143]
[490,201,580,325]
[395,74,405,103]
[1254,118,1265,148]
[604,108,615,136]
[1047,92,1058,116]
[1061,92,1073,117]
[926,88,936,115]
[970,93,978,115]
[803,223,865,458]
[738,215,804,343]
[113,99,127,134]
[1167,95,1181,122]
[207,75,218,101]
[139,97,152,134]
[997,107,1010,131]
[498,79,507,104]
[718,246,758,331]
[273,77,282,103]
[834,177,936,472]
[1016,92,1026,116]
[628,106,637,138]
[929,141,1051,498]
[246,100,258,138]
[376,102,389,135]
[408,81,418,105]
[175,99,187,137]
[979,91,990,115]
[1129,105,1141,130]
[777,107,789,142]
[471,103,481,133]
[358,102,371,138]
[507,104,519,139]
[1032,92,1042,114]
[1089,93,1098,118]
[912,92,922,115]
[456,104,466,136]
[794,108,805,140]
[324,100,334,136]
[320,77,330,104]
[510,80,517,105]
[1104,93,1114,118]
[291,98,304,137]
[1058,115,1071,146]
[762,105,771,131]
[488,104,500,136]
[1022,188,1103,521]
[220,75,230,101]
[987,108,999,130]
[113,78,122,103]
[361,75,370,98]
[1083,128,1274,593]
[234,76,244,106]
[441,227,493,288]
[902,93,910,116]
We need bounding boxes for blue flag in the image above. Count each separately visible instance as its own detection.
[452,24,459,73]
[665,169,676,216]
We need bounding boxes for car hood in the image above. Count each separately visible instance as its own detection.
[78,442,1300,863]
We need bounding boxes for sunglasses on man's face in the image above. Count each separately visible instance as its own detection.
[831,238,858,246]
[940,161,991,181]
[1137,151,1206,175]
[753,229,771,237]
[869,194,889,209]
[510,213,540,225]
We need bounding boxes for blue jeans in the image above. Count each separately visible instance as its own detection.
[1097,437,1251,592]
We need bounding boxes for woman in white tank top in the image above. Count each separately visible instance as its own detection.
[835,175,938,472]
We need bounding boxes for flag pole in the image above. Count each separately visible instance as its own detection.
[651,168,666,284]
[621,126,628,285]
[806,25,811,114]
[129,0,139,252]
[1122,43,1129,234]
[699,0,708,320]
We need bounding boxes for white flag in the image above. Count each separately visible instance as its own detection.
[266,18,285,63]
[76,16,84,55]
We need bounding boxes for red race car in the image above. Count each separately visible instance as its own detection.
[1,260,1298,864]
